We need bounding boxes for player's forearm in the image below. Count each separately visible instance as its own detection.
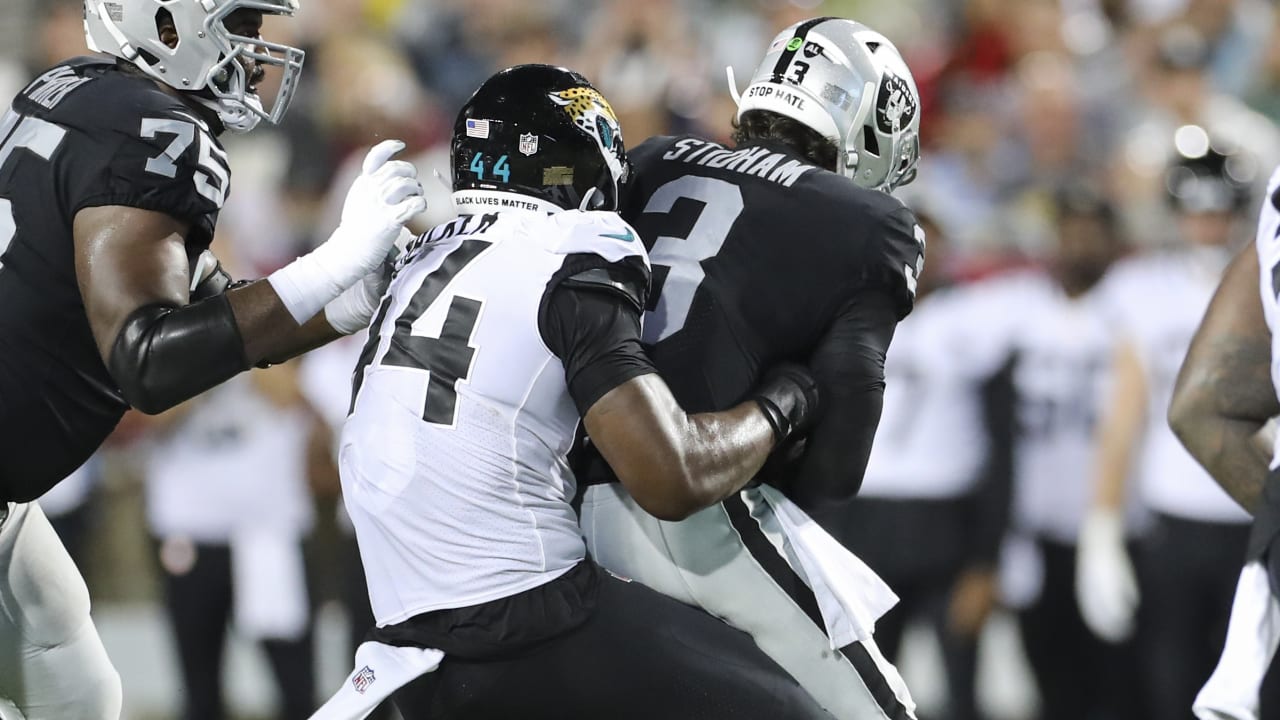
[1091,342,1147,512]
[585,375,775,521]
[226,279,343,364]
[1171,412,1267,513]
[1168,339,1273,514]
[1169,244,1278,515]
[676,403,778,508]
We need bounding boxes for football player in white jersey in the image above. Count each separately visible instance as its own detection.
[993,186,1146,720]
[334,65,829,719]
[1080,143,1263,719]
[1168,165,1280,719]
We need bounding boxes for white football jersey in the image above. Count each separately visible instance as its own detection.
[1105,248,1251,524]
[145,375,314,541]
[861,282,1014,499]
[1002,272,1124,543]
[341,200,648,626]
[1256,166,1280,469]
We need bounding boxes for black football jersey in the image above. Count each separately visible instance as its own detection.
[0,58,230,501]
[621,135,922,414]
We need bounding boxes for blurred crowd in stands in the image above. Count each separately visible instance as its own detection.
[5,0,1280,718]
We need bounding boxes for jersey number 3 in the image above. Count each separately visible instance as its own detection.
[642,176,743,344]
[350,239,491,426]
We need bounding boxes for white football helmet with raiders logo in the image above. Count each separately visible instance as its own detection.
[729,17,921,192]
[84,0,305,132]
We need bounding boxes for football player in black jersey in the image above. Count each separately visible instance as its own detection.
[0,1,426,715]
[578,18,924,720]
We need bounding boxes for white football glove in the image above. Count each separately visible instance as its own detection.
[324,258,390,335]
[269,140,426,324]
[323,225,417,335]
[1076,508,1140,643]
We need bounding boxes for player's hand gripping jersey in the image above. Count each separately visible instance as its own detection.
[0,59,229,498]
[342,206,649,622]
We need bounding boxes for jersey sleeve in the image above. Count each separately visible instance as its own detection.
[771,288,900,533]
[54,80,230,225]
[544,211,652,311]
[811,179,925,321]
[854,199,925,320]
[538,253,657,414]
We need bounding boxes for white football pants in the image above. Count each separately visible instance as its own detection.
[580,483,916,720]
[0,502,121,719]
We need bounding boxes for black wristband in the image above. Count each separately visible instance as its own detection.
[754,396,792,443]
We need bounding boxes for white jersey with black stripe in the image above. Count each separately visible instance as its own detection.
[1256,166,1280,470]
[341,198,647,626]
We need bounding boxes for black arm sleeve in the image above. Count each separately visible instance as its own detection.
[966,355,1016,568]
[540,285,656,416]
[107,293,250,414]
[786,289,899,534]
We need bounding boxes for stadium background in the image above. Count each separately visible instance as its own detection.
[2,0,1278,717]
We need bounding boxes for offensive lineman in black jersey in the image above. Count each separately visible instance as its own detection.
[578,18,924,720]
[0,2,426,715]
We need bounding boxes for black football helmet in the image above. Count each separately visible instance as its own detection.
[451,64,629,212]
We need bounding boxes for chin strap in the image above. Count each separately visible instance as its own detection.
[578,187,599,212]
[726,65,742,107]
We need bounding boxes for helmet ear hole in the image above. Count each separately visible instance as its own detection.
[154,7,179,50]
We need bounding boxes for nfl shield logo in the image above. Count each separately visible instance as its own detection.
[353,666,376,694]
[519,133,539,156]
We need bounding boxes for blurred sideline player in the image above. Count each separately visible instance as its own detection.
[1079,142,1266,719]
[992,187,1146,720]
[845,211,1007,720]
[140,367,319,720]
[579,17,924,720]
[1170,165,1280,719]
[329,65,829,719]
[0,1,428,716]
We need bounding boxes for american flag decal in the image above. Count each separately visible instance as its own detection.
[353,665,376,694]
[465,119,490,139]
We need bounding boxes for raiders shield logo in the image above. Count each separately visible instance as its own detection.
[875,73,917,135]
[519,133,539,156]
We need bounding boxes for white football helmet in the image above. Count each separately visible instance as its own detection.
[84,0,305,133]
[729,17,921,192]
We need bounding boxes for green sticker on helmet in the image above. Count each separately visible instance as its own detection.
[786,37,804,52]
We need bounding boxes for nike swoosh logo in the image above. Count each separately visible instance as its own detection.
[599,229,635,243]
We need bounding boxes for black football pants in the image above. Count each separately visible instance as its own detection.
[1018,538,1146,720]
[391,564,834,720]
[157,540,316,720]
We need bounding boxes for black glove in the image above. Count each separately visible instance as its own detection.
[751,363,820,445]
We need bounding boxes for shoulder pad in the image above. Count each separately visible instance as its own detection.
[818,183,926,319]
[558,262,648,313]
[627,135,680,172]
[549,210,651,268]
[17,60,230,220]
